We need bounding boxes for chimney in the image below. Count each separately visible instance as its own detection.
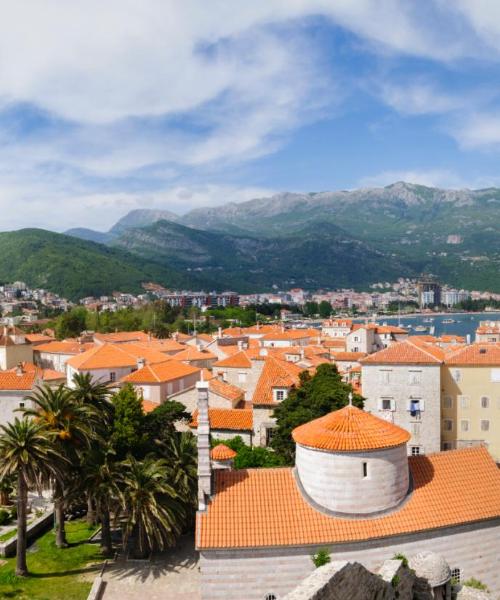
[300,348,305,361]
[196,342,203,353]
[15,362,23,376]
[466,334,471,345]
[237,340,243,351]
[137,357,146,370]
[196,380,211,511]
[217,326,222,339]
[281,323,285,333]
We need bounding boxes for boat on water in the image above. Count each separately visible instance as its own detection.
[422,318,434,323]
[443,318,455,324]
[414,325,428,332]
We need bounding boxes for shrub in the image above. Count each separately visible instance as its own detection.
[312,548,331,568]
[9,505,17,520]
[391,574,400,588]
[463,578,488,591]
[0,509,10,526]
[393,553,409,568]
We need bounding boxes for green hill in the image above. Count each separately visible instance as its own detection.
[0,229,206,300]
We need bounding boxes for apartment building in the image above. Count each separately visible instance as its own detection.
[441,343,500,462]
[360,340,443,455]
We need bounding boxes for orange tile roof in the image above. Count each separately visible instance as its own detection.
[360,340,443,365]
[293,405,410,452]
[25,333,54,344]
[121,359,200,384]
[333,352,367,361]
[142,400,158,413]
[197,447,500,550]
[321,339,347,349]
[445,343,500,366]
[7,362,65,382]
[209,379,244,403]
[323,319,352,328]
[34,341,94,354]
[223,324,282,336]
[211,444,237,461]
[94,331,151,344]
[171,347,217,362]
[214,350,253,369]
[190,408,253,431]
[0,371,36,390]
[261,329,317,342]
[66,342,168,370]
[134,339,186,353]
[252,356,305,406]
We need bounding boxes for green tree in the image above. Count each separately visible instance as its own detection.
[55,307,88,339]
[71,372,114,425]
[318,300,333,319]
[0,419,66,575]
[271,364,364,464]
[142,402,190,450]
[303,301,319,317]
[117,456,185,558]
[110,384,146,459]
[20,384,95,548]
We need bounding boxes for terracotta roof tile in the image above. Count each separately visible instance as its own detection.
[0,371,36,390]
[171,347,217,362]
[211,444,237,461]
[94,331,151,344]
[360,340,443,365]
[252,356,304,406]
[445,343,500,366]
[34,341,95,354]
[214,351,253,369]
[333,352,367,361]
[293,405,410,452]
[197,447,500,549]
[209,379,244,403]
[66,342,168,370]
[190,408,253,431]
[142,400,158,413]
[121,359,200,384]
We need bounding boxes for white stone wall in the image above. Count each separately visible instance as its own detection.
[199,520,500,600]
[35,351,73,372]
[66,365,133,387]
[362,364,441,454]
[0,344,34,370]
[0,392,35,427]
[220,361,264,401]
[295,444,409,514]
[252,406,276,447]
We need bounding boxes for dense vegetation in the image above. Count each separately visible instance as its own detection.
[0,228,206,300]
[0,376,197,577]
[271,363,364,464]
[212,436,285,469]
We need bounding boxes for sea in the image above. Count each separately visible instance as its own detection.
[367,312,500,340]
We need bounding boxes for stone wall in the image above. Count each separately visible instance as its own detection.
[199,520,500,600]
[362,364,441,454]
[295,443,409,514]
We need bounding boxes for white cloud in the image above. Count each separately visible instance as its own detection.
[379,82,466,116]
[450,112,500,149]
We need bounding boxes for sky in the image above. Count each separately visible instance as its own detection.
[3,1,500,231]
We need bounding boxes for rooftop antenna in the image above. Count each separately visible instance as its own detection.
[348,392,353,406]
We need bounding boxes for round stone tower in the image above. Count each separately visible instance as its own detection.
[292,405,411,515]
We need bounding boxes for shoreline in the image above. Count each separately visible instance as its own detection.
[368,311,500,320]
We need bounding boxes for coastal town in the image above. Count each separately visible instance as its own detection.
[0,300,498,598]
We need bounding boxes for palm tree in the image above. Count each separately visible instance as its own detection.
[21,384,96,547]
[0,418,65,575]
[117,456,185,558]
[80,445,120,556]
[158,432,198,514]
[70,373,114,524]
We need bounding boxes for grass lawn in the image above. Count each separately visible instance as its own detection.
[0,520,103,600]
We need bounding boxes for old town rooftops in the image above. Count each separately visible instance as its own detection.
[66,342,168,370]
[445,343,500,366]
[360,340,444,365]
[196,447,500,550]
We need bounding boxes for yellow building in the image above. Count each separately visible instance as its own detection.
[441,344,500,462]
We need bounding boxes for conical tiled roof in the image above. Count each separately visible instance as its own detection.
[211,444,237,461]
[292,405,410,452]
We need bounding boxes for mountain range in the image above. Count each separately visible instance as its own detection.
[1,182,499,299]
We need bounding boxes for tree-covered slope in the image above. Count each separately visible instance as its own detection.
[0,229,205,300]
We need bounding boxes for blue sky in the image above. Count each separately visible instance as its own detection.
[2,1,500,231]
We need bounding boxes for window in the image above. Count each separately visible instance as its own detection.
[238,371,247,384]
[408,370,422,385]
[442,442,453,451]
[411,422,420,435]
[18,402,25,408]
[380,398,394,411]
[443,419,453,432]
[109,372,116,382]
[362,462,368,478]
[481,419,490,432]
[274,389,286,402]
[481,396,490,409]
[379,369,391,384]
[459,395,470,409]
[408,398,424,416]
[265,595,277,600]
[451,568,461,584]
[452,369,461,382]
[443,395,453,409]
[410,446,421,456]
[265,428,276,447]
[354,336,359,342]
